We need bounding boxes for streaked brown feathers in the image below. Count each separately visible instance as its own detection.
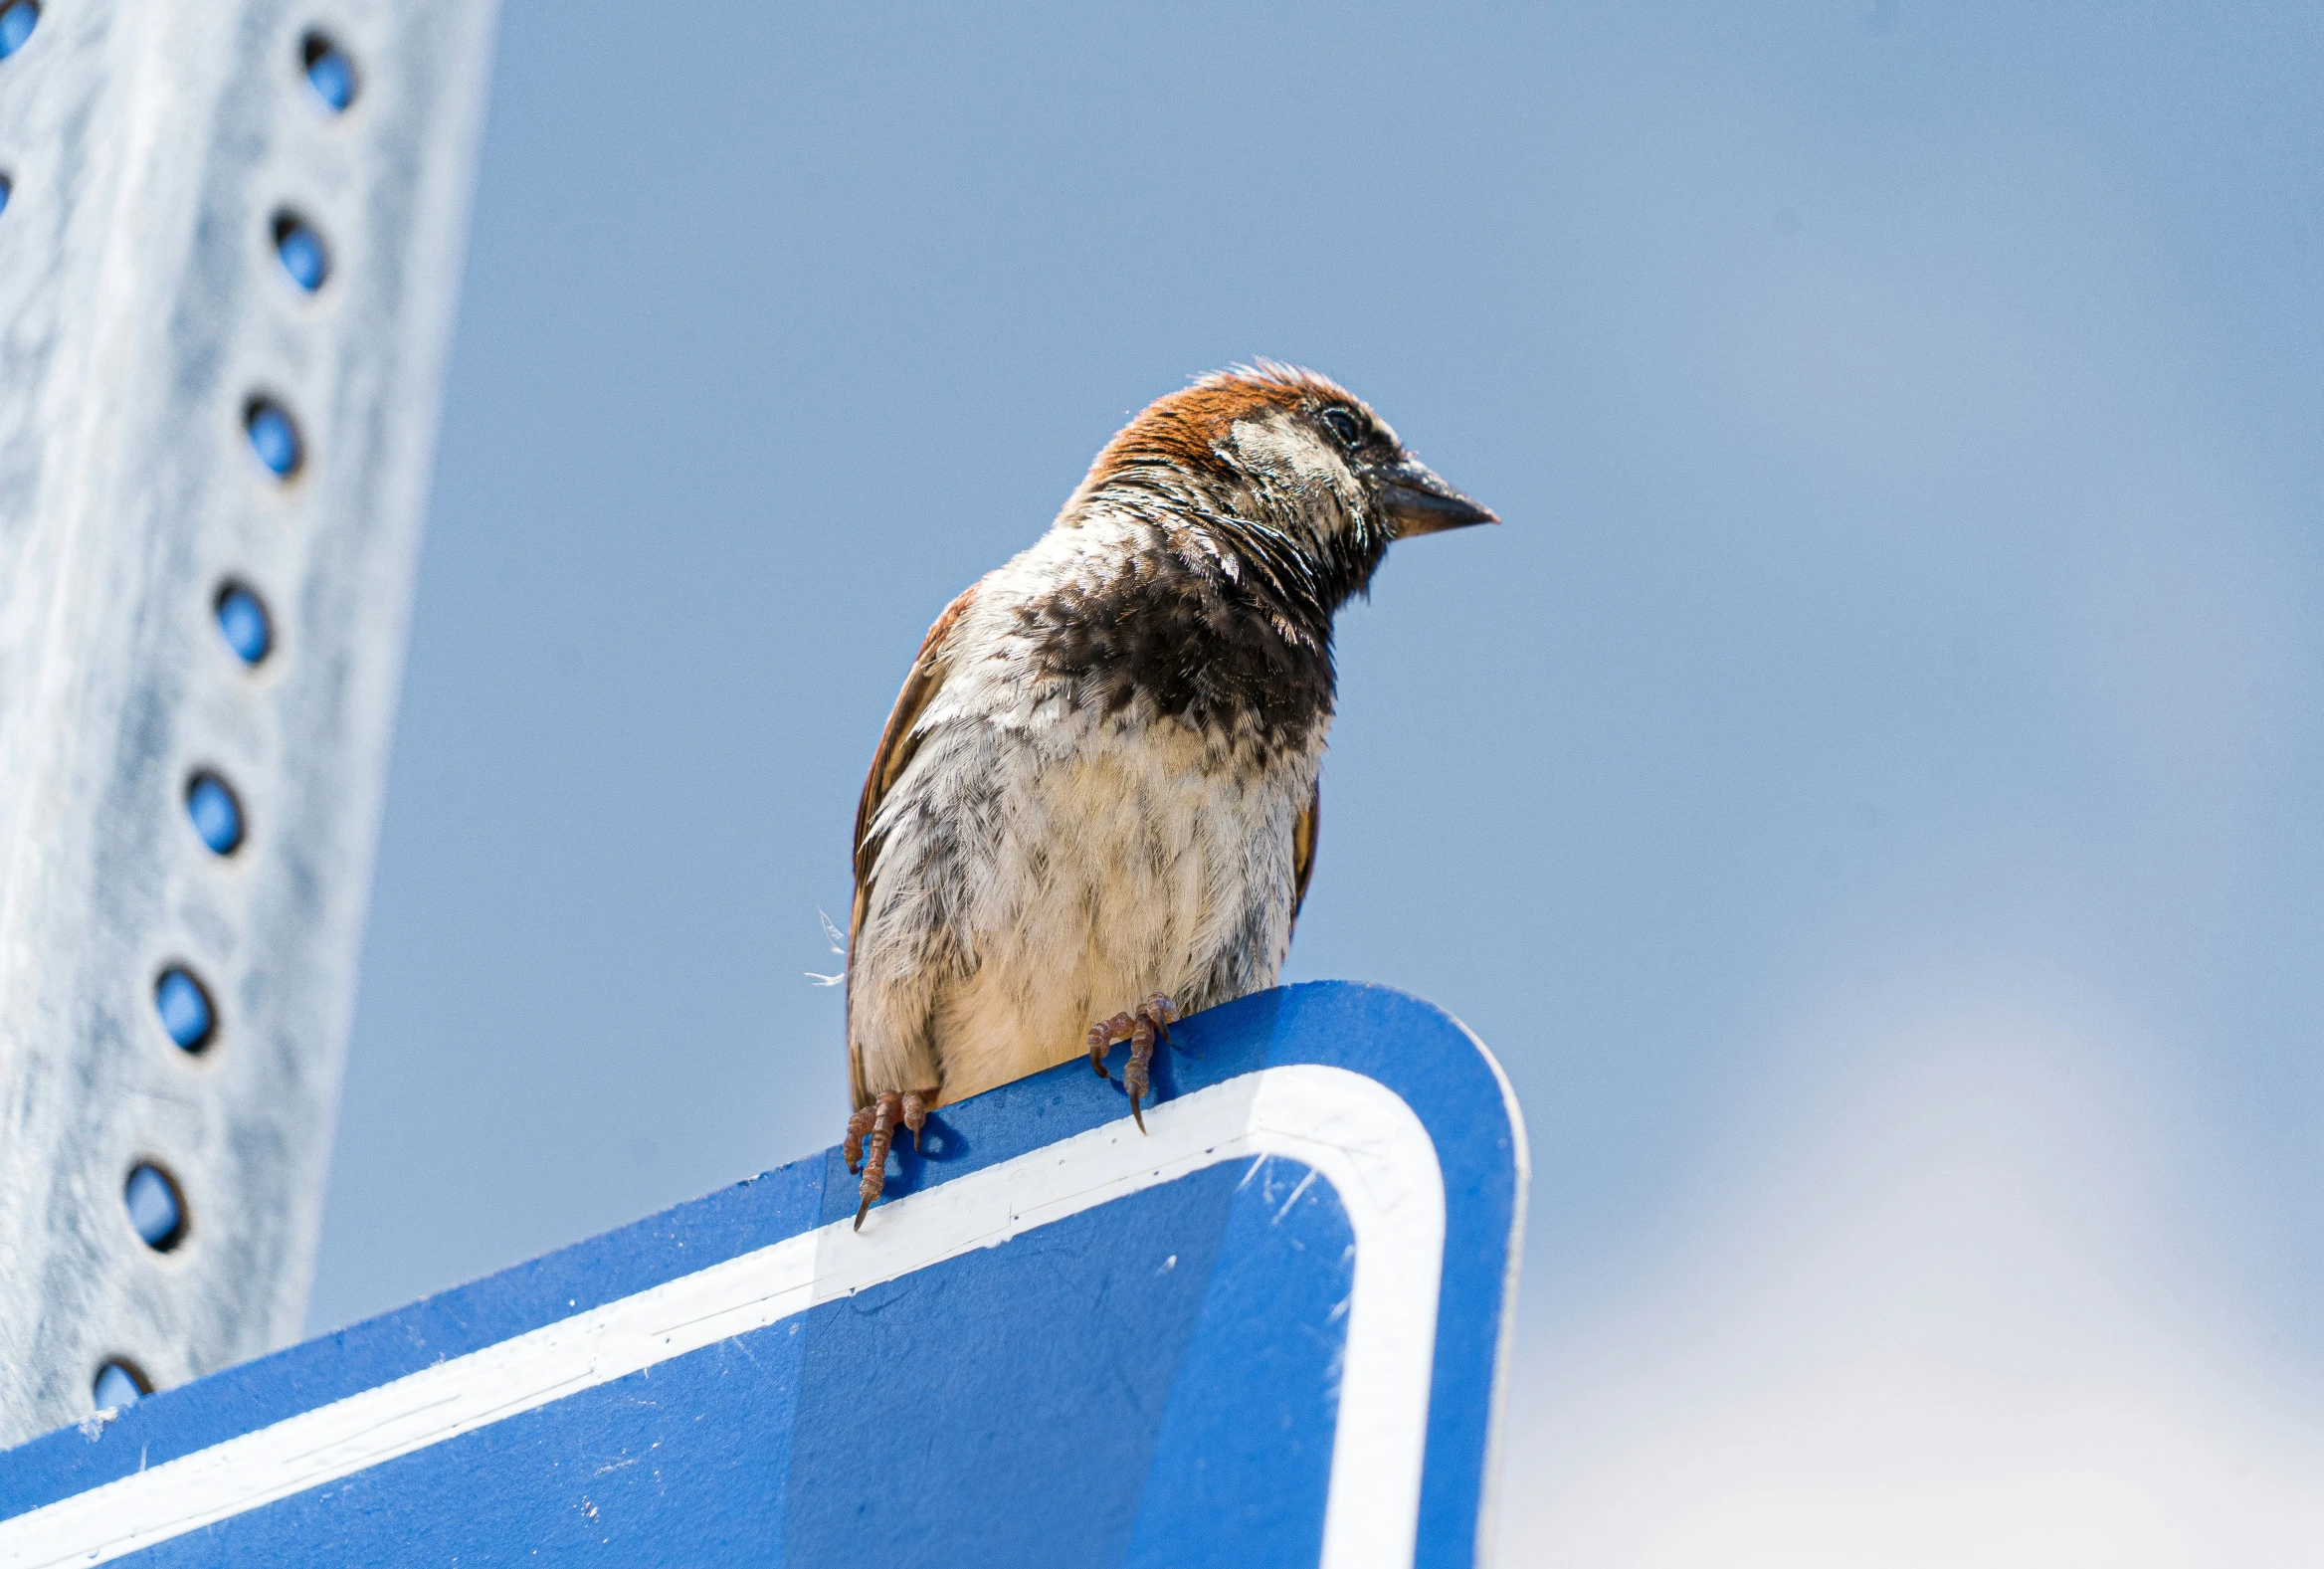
[847,584,977,1108]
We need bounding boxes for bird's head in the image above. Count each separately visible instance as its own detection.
[1058,362,1497,613]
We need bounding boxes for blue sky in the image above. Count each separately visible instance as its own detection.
[309,4,2324,1558]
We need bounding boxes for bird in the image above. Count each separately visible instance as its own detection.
[842,362,1495,1227]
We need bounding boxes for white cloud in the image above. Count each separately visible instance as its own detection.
[1494,1023,2324,1568]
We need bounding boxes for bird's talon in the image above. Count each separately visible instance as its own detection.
[1089,997,1176,1133]
[843,1103,873,1176]
[1088,1012,1133,1080]
[845,1089,930,1230]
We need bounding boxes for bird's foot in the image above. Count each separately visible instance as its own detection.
[1087,994,1178,1133]
[844,1089,928,1230]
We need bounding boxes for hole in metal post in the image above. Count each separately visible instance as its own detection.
[244,397,302,479]
[214,582,274,665]
[154,967,216,1054]
[185,772,245,856]
[92,1360,150,1412]
[124,1163,188,1252]
[300,31,356,112]
[0,2,39,61]
[271,210,329,292]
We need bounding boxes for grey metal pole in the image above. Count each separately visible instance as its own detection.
[0,0,496,1446]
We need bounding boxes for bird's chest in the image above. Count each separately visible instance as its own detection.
[928,705,1318,1099]
[974,709,1308,959]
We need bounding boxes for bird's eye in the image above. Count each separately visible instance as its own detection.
[1319,407,1364,448]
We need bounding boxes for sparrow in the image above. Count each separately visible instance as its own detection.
[843,363,1495,1226]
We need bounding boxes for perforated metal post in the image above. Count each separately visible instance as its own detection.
[0,1,496,1444]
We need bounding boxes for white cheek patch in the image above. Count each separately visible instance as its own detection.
[1229,416,1346,495]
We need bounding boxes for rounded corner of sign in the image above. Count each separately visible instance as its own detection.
[1286,983,1526,1132]
[1443,1011,1530,1170]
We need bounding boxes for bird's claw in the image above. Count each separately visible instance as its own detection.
[1086,994,1178,1132]
[844,1089,928,1229]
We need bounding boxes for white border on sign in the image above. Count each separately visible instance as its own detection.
[0,1067,1447,1569]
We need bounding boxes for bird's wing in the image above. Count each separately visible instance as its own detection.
[847,585,978,1109]
[1291,776,1320,927]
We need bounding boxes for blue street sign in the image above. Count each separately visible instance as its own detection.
[0,982,1526,1568]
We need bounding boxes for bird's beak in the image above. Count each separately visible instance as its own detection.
[1378,459,1499,538]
